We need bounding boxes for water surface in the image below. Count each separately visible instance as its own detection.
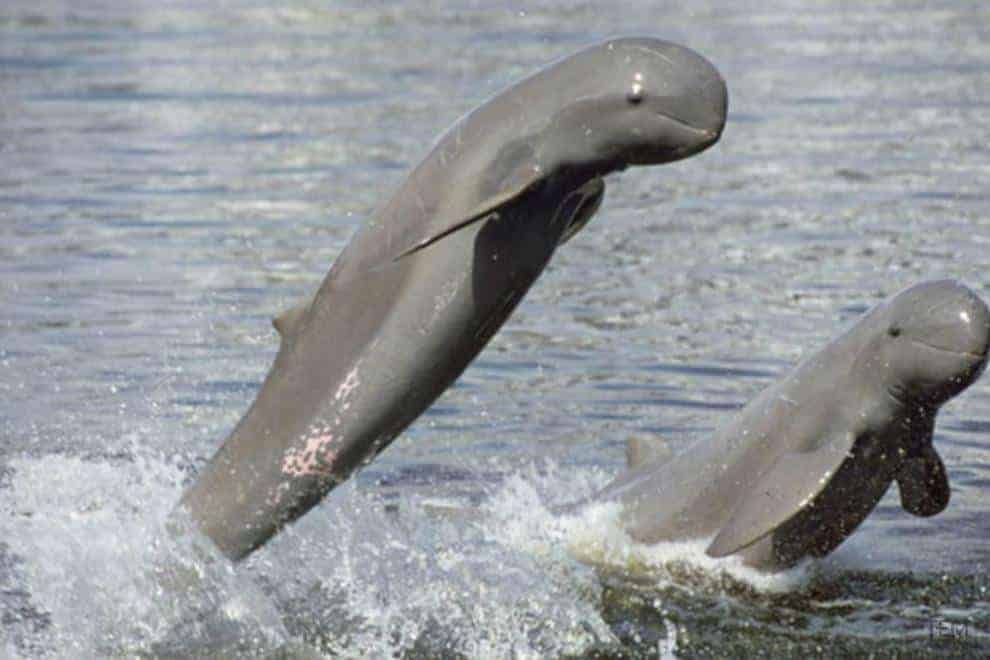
[3,1,990,657]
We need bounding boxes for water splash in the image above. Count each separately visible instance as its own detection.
[1,448,620,657]
[4,445,983,658]
[0,449,289,657]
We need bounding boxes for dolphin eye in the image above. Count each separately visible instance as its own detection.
[627,83,644,105]
[888,325,902,338]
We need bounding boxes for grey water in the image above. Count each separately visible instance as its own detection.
[3,0,990,657]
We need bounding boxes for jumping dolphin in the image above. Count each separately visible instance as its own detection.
[177,37,728,560]
[587,280,990,570]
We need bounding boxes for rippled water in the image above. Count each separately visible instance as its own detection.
[3,1,990,657]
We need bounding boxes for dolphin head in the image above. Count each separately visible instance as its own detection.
[869,280,990,407]
[542,37,728,171]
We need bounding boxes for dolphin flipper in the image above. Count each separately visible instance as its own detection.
[895,445,950,517]
[392,143,547,262]
[557,178,605,246]
[706,430,856,558]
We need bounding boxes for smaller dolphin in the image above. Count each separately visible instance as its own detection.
[586,280,990,570]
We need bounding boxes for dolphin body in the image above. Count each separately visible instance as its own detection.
[589,280,990,571]
[177,37,728,560]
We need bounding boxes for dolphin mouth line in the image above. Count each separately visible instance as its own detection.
[885,386,909,407]
[657,111,722,142]
[908,338,988,360]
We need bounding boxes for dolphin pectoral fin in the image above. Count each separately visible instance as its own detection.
[273,301,310,339]
[626,435,674,470]
[896,446,950,517]
[392,162,545,262]
[557,178,605,246]
[391,207,501,261]
[706,430,855,558]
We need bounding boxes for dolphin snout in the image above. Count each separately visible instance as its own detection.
[702,126,722,144]
[961,291,990,358]
[907,281,990,360]
[938,281,990,358]
[679,77,728,141]
[704,76,729,135]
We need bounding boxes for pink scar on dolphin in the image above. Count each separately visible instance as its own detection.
[281,433,338,477]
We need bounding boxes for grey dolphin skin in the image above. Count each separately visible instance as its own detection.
[177,37,728,560]
[590,280,990,571]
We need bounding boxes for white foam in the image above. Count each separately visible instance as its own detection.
[562,502,814,594]
[1,448,288,657]
[256,468,617,658]
[1,448,811,658]
[482,462,814,596]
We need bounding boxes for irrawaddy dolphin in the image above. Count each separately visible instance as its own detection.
[176,37,728,560]
[586,280,990,571]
